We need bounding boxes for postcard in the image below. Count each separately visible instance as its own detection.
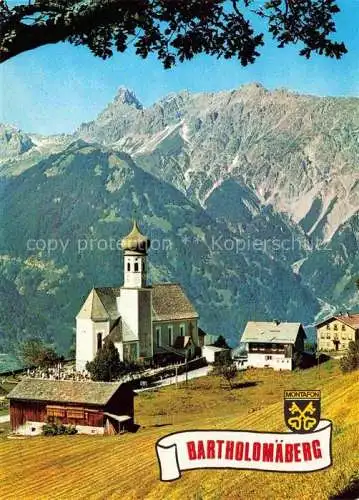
[0,1,358,499]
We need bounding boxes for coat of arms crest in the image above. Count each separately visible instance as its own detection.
[284,390,321,433]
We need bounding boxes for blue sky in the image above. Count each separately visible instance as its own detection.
[1,0,358,135]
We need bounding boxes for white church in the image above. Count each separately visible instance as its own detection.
[76,220,203,371]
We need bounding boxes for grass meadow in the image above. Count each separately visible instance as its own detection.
[0,361,358,500]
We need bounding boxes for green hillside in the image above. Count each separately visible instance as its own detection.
[0,141,319,355]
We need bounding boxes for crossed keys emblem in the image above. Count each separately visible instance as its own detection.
[287,401,317,431]
[284,390,321,433]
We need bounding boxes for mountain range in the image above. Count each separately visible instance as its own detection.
[0,83,358,355]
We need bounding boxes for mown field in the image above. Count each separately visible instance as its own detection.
[0,362,358,500]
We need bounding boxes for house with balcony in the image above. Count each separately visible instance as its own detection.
[316,312,359,352]
[240,321,306,371]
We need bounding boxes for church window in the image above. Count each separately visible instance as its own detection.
[156,327,161,346]
[168,326,173,345]
[97,333,103,350]
[180,324,185,336]
[127,262,131,271]
[134,262,139,272]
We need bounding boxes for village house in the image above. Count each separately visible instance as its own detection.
[316,312,359,352]
[76,220,200,371]
[202,345,231,364]
[240,321,306,371]
[7,379,134,436]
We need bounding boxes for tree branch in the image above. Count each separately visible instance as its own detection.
[0,0,346,65]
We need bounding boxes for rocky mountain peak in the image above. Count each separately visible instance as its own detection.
[114,86,143,109]
[0,124,34,157]
[238,82,267,94]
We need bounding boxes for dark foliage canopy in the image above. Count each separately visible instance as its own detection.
[21,337,60,368]
[213,334,230,348]
[85,339,142,381]
[0,1,347,65]
[86,339,122,381]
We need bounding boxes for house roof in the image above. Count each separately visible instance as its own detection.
[152,283,198,321]
[7,379,125,405]
[77,287,121,321]
[202,345,230,352]
[173,335,193,349]
[316,313,359,329]
[241,321,305,344]
[204,334,221,346]
[198,327,207,337]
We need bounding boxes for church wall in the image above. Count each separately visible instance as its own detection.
[93,321,110,342]
[118,288,152,359]
[118,289,139,342]
[76,319,95,371]
[152,318,199,348]
[138,289,153,359]
[190,319,199,344]
[76,319,110,371]
[114,342,124,361]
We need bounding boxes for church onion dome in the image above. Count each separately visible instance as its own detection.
[121,220,150,254]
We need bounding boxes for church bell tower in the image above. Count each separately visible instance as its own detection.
[121,220,150,288]
[118,220,153,361]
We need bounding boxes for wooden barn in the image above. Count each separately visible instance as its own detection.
[7,379,134,436]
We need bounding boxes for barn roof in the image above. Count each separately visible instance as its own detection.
[152,283,198,321]
[316,313,359,329]
[241,321,305,344]
[7,379,125,405]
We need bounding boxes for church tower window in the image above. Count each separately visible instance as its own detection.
[127,262,131,271]
[134,262,139,272]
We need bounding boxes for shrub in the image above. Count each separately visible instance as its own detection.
[340,340,359,373]
[42,421,78,436]
[86,339,121,381]
[293,352,304,369]
[212,359,238,389]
